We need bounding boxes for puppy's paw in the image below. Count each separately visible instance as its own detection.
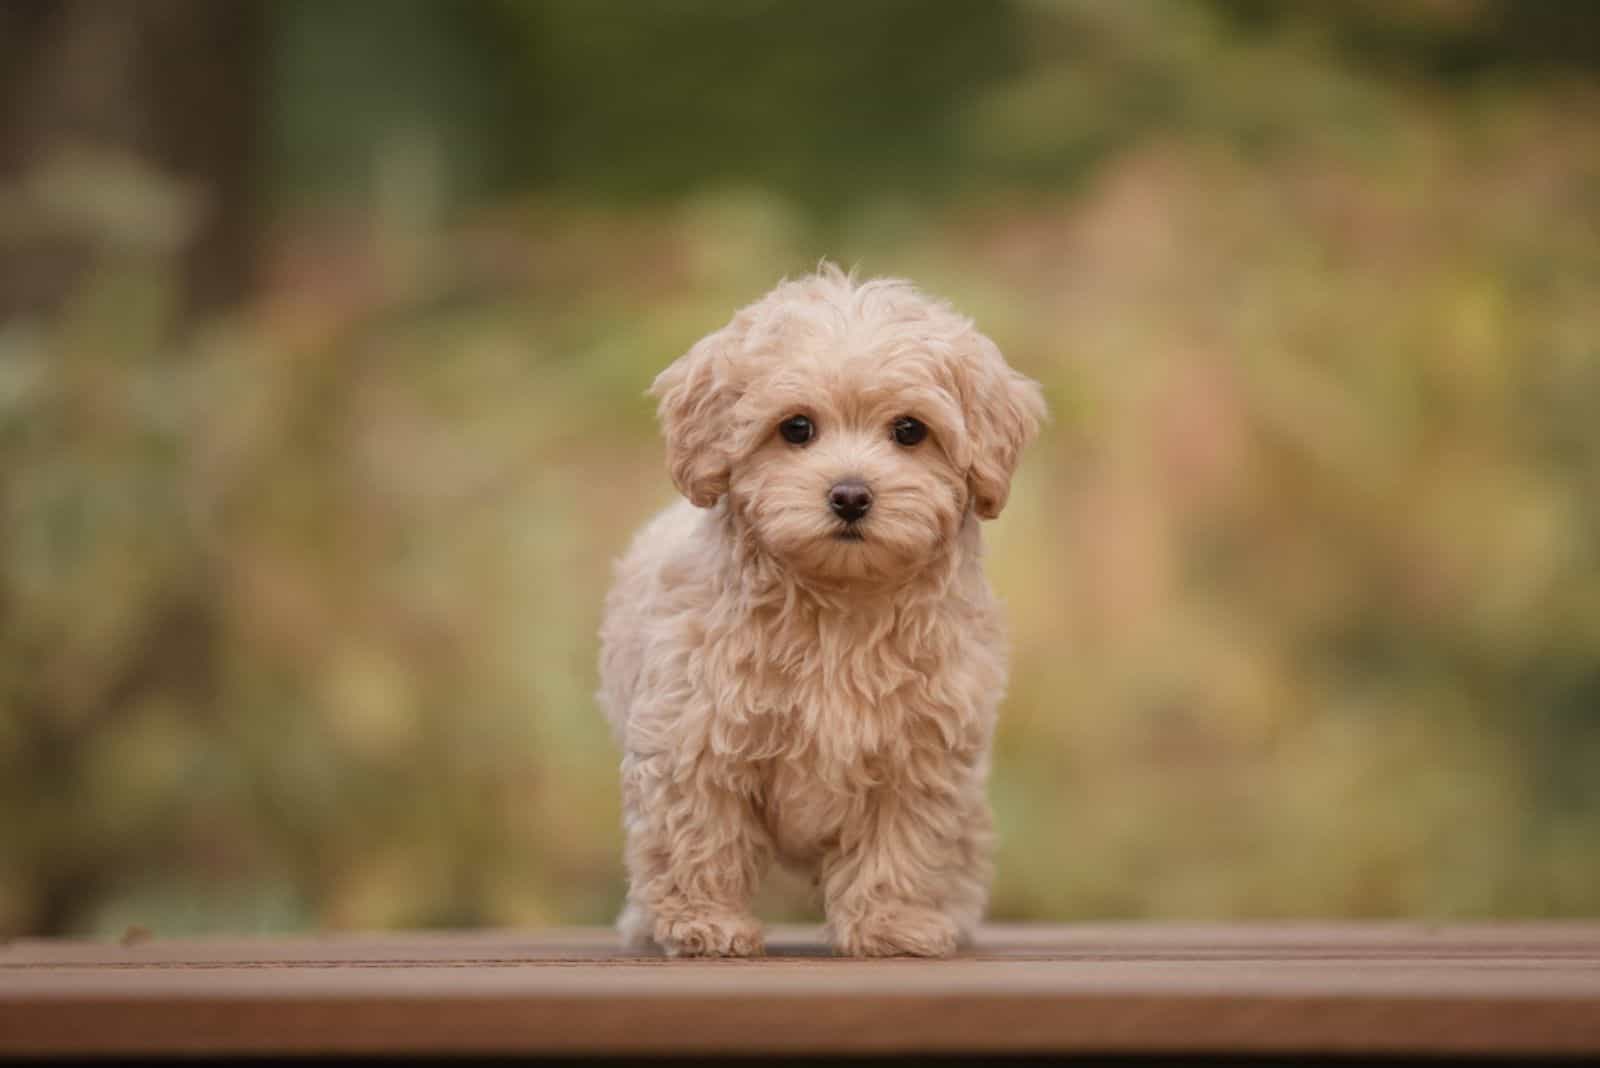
[833,905,960,958]
[656,910,765,958]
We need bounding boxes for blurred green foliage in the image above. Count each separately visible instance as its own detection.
[2,0,1598,937]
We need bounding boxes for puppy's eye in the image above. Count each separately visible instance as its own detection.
[891,416,928,447]
[778,414,815,445]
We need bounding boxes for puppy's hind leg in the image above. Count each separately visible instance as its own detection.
[620,753,770,957]
[943,797,995,948]
[615,898,656,951]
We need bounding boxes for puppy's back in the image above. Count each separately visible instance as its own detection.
[597,499,713,741]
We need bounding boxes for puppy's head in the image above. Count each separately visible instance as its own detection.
[652,266,1045,582]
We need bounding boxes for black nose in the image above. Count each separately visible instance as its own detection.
[828,480,873,522]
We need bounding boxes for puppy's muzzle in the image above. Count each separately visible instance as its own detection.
[828,480,873,523]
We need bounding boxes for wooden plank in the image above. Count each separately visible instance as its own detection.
[2,924,1597,1057]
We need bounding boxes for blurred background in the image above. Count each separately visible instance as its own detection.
[2,0,1598,939]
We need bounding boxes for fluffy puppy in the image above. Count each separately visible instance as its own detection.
[598,264,1044,957]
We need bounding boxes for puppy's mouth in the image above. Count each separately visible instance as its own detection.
[833,525,866,542]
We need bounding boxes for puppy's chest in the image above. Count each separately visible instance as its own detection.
[710,612,989,859]
[724,611,955,753]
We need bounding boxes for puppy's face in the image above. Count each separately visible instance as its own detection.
[725,357,971,581]
[652,269,1045,583]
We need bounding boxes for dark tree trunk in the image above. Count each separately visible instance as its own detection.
[0,0,266,321]
[0,0,255,936]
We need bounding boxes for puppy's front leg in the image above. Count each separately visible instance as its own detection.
[822,783,986,958]
[619,752,768,957]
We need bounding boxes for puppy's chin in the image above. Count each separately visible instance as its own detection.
[744,508,949,586]
[786,534,914,584]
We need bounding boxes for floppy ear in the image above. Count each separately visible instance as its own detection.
[956,332,1047,519]
[649,323,745,507]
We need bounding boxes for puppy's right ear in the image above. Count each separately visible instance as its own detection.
[649,324,743,507]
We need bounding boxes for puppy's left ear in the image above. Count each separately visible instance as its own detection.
[957,332,1047,519]
[649,322,745,507]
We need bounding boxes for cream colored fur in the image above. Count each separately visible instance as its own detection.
[598,265,1045,957]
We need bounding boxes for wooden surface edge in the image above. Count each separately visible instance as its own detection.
[3,989,1599,1057]
[5,925,1598,1057]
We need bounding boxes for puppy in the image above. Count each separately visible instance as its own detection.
[598,264,1044,957]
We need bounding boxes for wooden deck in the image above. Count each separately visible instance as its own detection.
[2,924,1598,1058]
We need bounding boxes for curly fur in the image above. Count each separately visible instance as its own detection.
[598,264,1045,957]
